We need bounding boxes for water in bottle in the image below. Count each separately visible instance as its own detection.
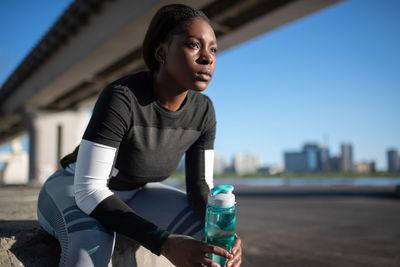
[205,185,236,267]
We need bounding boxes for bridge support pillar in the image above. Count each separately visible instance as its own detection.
[23,109,90,185]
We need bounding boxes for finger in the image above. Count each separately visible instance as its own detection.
[201,244,233,259]
[228,237,242,267]
[231,234,242,255]
[234,257,242,267]
[226,253,238,267]
[201,257,222,267]
[227,251,242,267]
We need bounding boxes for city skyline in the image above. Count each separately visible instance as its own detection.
[214,141,395,172]
[1,0,400,170]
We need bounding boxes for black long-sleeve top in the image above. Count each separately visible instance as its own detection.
[60,71,216,255]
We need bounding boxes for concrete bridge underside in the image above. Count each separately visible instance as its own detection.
[0,0,341,183]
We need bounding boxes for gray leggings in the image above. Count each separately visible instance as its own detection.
[37,168,204,267]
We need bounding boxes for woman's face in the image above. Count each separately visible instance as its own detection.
[160,18,217,92]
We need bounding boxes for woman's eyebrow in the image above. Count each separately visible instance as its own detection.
[186,35,217,45]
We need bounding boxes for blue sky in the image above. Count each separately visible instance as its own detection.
[1,0,399,170]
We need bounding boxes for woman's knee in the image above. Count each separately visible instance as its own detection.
[127,183,205,240]
[37,169,115,266]
[166,207,204,240]
[64,229,115,267]
[126,183,189,226]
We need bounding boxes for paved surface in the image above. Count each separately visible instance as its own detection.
[1,184,400,267]
[234,186,400,267]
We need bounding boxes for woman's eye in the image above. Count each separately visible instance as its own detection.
[188,42,200,49]
[210,47,218,54]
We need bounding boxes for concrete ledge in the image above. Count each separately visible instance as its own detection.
[0,186,174,267]
[112,234,174,267]
[0,220,174,267]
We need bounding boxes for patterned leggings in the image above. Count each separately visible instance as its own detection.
[37,168,204,267]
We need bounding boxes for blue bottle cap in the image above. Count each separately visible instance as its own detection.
[211,185,234,196]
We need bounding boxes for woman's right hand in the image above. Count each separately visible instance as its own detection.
[161,234,233,267]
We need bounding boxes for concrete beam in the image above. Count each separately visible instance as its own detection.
[1,0,212,115]
[0,0,343,144]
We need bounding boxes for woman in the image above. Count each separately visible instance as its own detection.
[37,3,242,267]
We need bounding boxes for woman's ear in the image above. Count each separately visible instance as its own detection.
[155,44,167,65]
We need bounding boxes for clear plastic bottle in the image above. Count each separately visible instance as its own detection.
[205,185,236,267]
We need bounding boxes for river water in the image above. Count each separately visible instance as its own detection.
[165,177,400,187]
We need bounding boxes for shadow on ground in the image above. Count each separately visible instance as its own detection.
[0,220,60,267]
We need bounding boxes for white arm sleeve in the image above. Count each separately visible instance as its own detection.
[74,139,116,215]
[204,149,214,189]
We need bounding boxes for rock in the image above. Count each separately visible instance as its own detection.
[0,220,174,267]
[0,220,60,267]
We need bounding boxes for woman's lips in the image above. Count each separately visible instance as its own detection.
[195,71,212,81]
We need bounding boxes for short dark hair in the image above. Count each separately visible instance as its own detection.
[142,4,211,72]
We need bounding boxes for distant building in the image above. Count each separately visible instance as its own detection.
[387,149,399,172]
[258,166,270,174]
[177,154,232,175]
[340,143,353,172]
[284,143,328,173]
[223,158,235,174]
[233,153,261,175]
[284,142,359,173]
[320,147,330,172]
[329,156,341,172]
[269,165,285,175]
[303,143,321,172]
[355,161,376,173]
[214,154,228,175]
[284,151,307,173]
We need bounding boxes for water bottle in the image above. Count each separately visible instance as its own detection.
[205,185,236,266]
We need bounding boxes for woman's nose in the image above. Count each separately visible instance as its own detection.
[198,50,213,65]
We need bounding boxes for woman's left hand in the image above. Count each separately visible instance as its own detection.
[226,233,242,267]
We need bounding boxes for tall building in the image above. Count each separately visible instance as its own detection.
[303,143,321,172]
[340,143,353,172]
[320,146,330,172]
[284,143,327,173]
[284,151,308,173]
[233,153,261,175]
[329,156,341,172]
[387,149,399,172]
